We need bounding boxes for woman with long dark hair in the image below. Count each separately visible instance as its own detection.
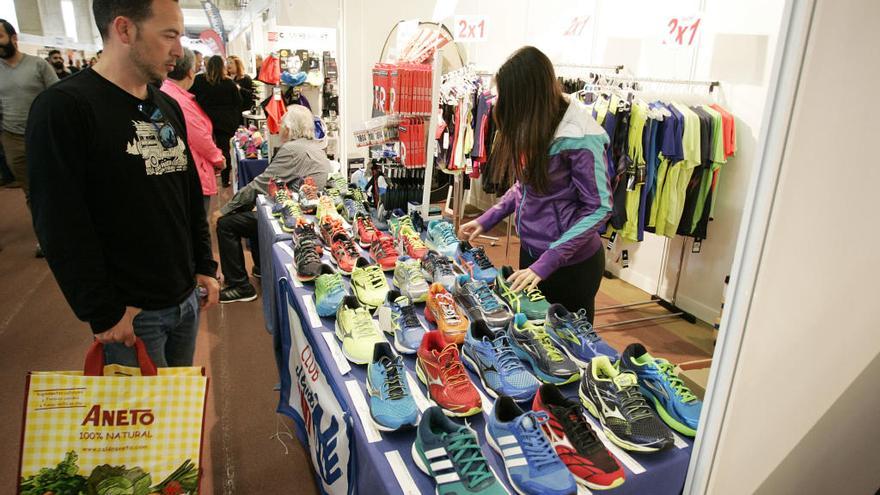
[226,55,256,117]
[459,46,613,322]
[190,55,242,187]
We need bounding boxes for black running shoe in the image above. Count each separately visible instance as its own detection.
[220,284,258,303]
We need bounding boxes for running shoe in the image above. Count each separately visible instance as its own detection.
[412,406,506,495]
[271,187,294,217]
[392,256,429,303]
[461,319,540,401]
[293,218,323,255]
[354,214,381,249]
[618,343,702,436]
[348,187,368,205]
[578,356,673,452]
[421,250,457,290]
[388,208,415,240]
[319,216,347,246]
[268,177,288,205]
[486,396,577,495]
[410,210,427,233]
[329,233,360,275]
[508,314,579,385]
[545,304,619,366]
[377,290,427,354]
[425,283,469,344]
[315,264,347,317]
[342,197,368,223]
[398,232,429,260]
[495,266,551,320]
[457,241,498,284]
[334,296,387,364]
[416,331,482,417]
[328,172,350,195]
[280,200,304,232]
[366,342,419,431]
[369,234,399,271]
[317,195,343,222]
[454,274,513,329]
[351,258,390,310]
[299,177,319,214]
[294,238,323,282]
[533,384,625,491]
[428,219,460,258]
[324,187,344,209]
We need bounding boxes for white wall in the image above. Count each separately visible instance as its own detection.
[706,0,880,492]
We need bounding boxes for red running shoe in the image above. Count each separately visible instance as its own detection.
[369,234,399,271]
[398,232,429,260]
[354,214,380,249]
[319,216,347,247]
[330,234,360,275]
[416,331,482,417]
[533,383,626,490]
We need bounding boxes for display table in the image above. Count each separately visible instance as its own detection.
[237,156,269,190]
[256,195,292,336]
[271,240,695,495]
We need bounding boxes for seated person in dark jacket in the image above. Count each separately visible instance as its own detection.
[216,105,332,303]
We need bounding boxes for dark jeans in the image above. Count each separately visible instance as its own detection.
[104,289,200,367]
[520,246,605,323]
[217,210,260,287]
[0,138,12,182]
[214,130,234,185]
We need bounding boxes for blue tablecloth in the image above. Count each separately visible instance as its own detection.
[256,195,292,336]
[237,156,269,190]
[271,239,695,495]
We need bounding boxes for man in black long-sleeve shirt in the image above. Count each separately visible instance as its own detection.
[26,0,219,367]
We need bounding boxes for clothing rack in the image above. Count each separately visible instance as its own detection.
[592,75,719,329]
[555,63,625,73]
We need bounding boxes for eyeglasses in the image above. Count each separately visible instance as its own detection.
[137,102,178,149]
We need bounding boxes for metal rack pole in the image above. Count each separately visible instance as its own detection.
[421,55,443,220]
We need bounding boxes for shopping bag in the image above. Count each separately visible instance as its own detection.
[17,339,209,495]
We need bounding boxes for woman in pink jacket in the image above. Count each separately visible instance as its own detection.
[160,48,225,212]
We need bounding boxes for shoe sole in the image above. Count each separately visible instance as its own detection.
[648,393,697,437]
[415,359,481,417]
[578,386,665,453]
[365,372,419,432]
[576,473,626,491]
[220,293,258,303]
[484,423,531,495]
[411,443,443,495]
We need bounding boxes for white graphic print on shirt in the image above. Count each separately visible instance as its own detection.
[125,120,188,175]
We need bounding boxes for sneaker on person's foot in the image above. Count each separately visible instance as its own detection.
[220,284,258,303]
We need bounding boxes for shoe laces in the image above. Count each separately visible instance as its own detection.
[523,323,565,362]
[655,359,698,403]
[489,335,526,374]
[380,356,407,400]
[317,272,343,293]
[434,256,455,277]
[472,282,500,312]
[352,308,377,337]
[296,243,321,264]
[568,309,601,344]
[274,189,290,203]
[364,265,386,288]
[617,376,656,421]
[551,404,604,455]
[357,215,377,234]
[373,237,397,259]
[405,234,426,251]
[301,184,318,200]
[524,285,546,303]
[401,260,424,284]
[433,222,458,246]
[283,202,301,218]
[514,411,558,470]
[437,344,469,387]
[470,247,493,270]
[444,429,494,488]
[399,303,421,329]
[435,293,461,324]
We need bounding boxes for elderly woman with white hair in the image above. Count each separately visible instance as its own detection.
[215,105,332,303]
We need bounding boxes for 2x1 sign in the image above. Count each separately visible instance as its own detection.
[663,15,702,48]
[453,15,488,43]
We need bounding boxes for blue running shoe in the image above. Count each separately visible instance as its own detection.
[618,343,702,436]
[366,342,419,431]
[508,314,580,385]
[377,290,427,354]
[428,219,460,258]
[412,407,507,495]
[545,304,619,366]
[461,319,540,401]
[458,241,498,284]
[486,396,577,495]
[314,264,347,317]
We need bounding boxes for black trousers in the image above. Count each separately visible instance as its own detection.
[214,130,234,186]
[520,246,605,323]
[217,211,260,287]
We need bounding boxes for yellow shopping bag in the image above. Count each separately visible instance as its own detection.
[17,339,209,495]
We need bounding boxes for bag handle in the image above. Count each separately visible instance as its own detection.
[84,338,158,376]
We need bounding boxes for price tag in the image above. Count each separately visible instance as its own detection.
[453,15,488,43]
[562,15,591,37]
[662,15,702,48]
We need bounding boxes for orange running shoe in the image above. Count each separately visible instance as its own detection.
[424,283,469,344]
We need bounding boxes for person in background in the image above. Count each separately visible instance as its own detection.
[193,50,203,73]
[89,56,98,66]
[459,46,613,323]
[67,53,80,73]
[26,0,219,367]
[161,47,225,213]
[190,55,241,188]
[226,54,255,117]
[215,105,331,303]
[0,18,58,257]
[47,49,71,79]
[254,53,263,79]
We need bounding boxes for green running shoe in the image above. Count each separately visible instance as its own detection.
[494,266,551,320]
[351,258,390,310]
[412,406,507,495]
[335,296,387,364]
